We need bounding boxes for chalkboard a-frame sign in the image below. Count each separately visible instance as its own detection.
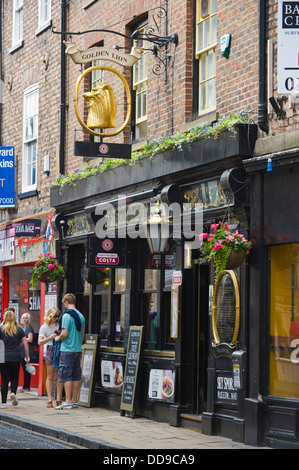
[120,326,144,417]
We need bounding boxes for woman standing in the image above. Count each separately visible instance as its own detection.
[0,310,29,408]
[20,313,34,392]
[38,307,63,408]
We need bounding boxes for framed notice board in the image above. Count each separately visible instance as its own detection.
[120,326,144,417]
[78,334,98,407]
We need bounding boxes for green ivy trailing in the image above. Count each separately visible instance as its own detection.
[53,112,249,191]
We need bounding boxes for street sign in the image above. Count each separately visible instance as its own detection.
[278,0,299,93]
[75,141,131,159]
[0,146,15,207]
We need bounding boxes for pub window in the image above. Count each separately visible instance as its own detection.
[270,244,299,399]
[132,23,148,141]
[95,268,131,347]
[142,242,176,351]
[195,0,217,114]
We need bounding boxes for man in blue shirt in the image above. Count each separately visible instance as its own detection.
[55,293,85,409]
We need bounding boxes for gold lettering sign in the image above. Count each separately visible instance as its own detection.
[183,180,226,212]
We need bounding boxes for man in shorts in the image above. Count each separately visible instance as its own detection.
[55,293,85,409]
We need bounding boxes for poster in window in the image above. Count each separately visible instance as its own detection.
[101,360,123,389]
[148,369,175,402]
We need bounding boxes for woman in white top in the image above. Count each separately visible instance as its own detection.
[38,307,62,408]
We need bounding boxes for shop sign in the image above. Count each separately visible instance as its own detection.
[65,42,143,67]
[10,219,41,237]
[28,294,40,311]
[87,234,128,268]
[172,270,182,286]
[0,146,15,208]
[216,373,238,403]
[278,0,299,93]
[0,226,15,263]
[183,179,225,213]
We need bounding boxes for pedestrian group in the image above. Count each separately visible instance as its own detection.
[0,293,85,410]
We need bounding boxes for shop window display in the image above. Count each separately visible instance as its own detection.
[270,244,299,398]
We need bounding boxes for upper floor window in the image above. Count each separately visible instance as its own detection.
[12,0,23,47]
[38,0,51,29]
[23,85,38,193]
[132,23,148,141]
[196,0,217,113]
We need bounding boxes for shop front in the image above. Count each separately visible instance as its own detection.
[243,150,299,448]
[0,211,58,393]
[50,124,257,429]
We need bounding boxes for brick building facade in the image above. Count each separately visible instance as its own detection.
[0,0,299,448]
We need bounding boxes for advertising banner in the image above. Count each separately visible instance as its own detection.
[278,1,299,93]
[0,146,15,207]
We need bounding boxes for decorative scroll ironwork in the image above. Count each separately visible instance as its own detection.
[52,1,178,84]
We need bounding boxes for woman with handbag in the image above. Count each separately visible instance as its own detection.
[0,310,29,408]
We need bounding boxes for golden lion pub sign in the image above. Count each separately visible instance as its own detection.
[65,41,143,158]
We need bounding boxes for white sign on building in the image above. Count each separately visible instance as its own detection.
[278,1,299,93]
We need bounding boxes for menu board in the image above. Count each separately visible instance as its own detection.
[78,334,98,407]
[120,326,144,415]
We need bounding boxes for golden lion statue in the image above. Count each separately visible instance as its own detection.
[83,83,117,129]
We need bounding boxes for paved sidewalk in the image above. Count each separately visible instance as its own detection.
[0,390,266,450]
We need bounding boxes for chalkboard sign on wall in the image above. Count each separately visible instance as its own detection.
[120,326,144,417]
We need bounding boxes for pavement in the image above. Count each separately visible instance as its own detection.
[0,389,268,450]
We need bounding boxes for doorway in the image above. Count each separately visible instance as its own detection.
[195,264,209,415]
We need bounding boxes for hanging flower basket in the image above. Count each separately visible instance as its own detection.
[28,252,66,287]
[37,272,52,284]
[226,249,247,270]
[198,221,252,277]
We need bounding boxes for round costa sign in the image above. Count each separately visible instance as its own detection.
[99,144,109,154]
[102,239,114,251]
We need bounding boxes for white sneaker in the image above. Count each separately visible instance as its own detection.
[1,403,7,409]
[10,393,18,406]
[55,402,72,410]
[71,402,78,408]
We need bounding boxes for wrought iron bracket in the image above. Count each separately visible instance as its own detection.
[52,2,178,84]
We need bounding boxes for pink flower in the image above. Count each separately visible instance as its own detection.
[213,242,223,251]
[199,233,208,241]
[47,264,55,269]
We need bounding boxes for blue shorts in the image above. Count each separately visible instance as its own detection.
[59,352,82,382]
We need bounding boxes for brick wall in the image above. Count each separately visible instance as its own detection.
[0,0,296,216]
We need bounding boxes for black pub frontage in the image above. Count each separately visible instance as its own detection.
[50,124,257,440]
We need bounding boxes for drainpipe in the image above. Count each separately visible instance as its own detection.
[258,0,269,134]
[59,1,67,176]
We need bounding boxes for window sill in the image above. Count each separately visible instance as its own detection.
[9,40,24,54]
[35,19,52,36]
[17,190,38,199]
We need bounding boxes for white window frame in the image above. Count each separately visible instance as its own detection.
[133,23,148,141]
[22,84,39,193]
[38,0,51,29]
[196,0,217,114]
[12,0,24,48]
